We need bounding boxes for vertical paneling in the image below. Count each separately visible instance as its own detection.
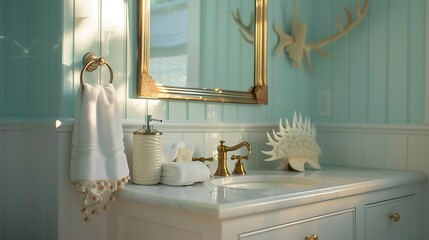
[0,0,5,116]
[44,131,58,240]
[408,135,429,174]
[319,132,345,166]
[187,0,201,88]
[349,1,369,122]
[4,131,26,239]
[207,103,223,121]
[268,0,312,121]
[311,0,333,121]
[0,130,59,240]
[313,0,425,124]
[267,0,288,121]
[26,1,46,117]
[292,0,313,118]
[368,0,388,122]
[5,0,25,116]
[102,0,128,117]
[343,132,364,167]
[317,124,429,177]
[188,102,206,121]
[384,133,407,170]
[169,101,188,121]
[331,0,351,122]
[238,104,252,121]
[215,1,229,90]
[126,0,138,101]
[200,1,216,89]
[408,0,426,123]
[223,105,239,122]
[2,0,61,117]
[387,0,408,122]
[0,131,4,239]
[73,0,101,101]
[199,0,256,93]
[60,0,75,118]
[227,0,241,91]
[363,133,385,168]
[239,0,254,91]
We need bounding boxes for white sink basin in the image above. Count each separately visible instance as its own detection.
[211,175,320,189]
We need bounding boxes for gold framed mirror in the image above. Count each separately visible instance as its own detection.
[137,0,267,104]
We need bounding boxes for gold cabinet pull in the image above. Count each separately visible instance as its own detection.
[389,212,401,222]
[305,234,319,240]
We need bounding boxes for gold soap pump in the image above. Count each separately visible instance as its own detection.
[132,115,163,185]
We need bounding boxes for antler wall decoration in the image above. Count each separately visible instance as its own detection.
[274,0,369,71]
[232,9,255,44]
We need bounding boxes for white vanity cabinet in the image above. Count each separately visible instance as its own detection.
[235,189,420,240]
[239,209,355,240]
[108,168,425,240]
[365,195,418,240]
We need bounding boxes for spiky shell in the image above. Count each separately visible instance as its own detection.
[262,112,321,172]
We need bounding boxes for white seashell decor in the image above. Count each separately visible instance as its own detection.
[262,112,321,172]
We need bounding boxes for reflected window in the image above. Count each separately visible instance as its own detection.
[150,0,189,87]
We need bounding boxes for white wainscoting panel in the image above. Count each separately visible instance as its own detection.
[317,123,429,239]
[317,123,429,173]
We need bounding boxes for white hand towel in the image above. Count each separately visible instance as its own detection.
[70,83,129,221]
[161,161,210,186]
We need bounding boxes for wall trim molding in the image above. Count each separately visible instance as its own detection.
[317,122,429,135]
[3,119,429,135]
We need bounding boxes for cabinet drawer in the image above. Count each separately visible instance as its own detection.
[365,194,417,240]
[239,209,355,240]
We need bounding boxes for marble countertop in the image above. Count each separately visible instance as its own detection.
[117,166,426,219]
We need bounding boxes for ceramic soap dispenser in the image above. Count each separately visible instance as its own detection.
[132,115,163,185]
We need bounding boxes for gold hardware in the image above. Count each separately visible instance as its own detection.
[231,154,250,175]
[192,157,214,163]
[80,52,114,90]
[214,140,251,177]
[305,234,319,240]
[389,212,400,222]
[137,0,268,104]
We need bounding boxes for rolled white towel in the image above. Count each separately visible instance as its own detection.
[161,161,210,186]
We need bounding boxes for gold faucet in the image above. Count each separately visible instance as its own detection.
[214,140,251,176]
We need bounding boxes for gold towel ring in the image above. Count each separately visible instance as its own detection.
[80,52,114,90]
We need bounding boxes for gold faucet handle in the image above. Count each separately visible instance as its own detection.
[231,154,249,175]
[192,157,214,163]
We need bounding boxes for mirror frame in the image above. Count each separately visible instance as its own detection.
[137,0,267,104]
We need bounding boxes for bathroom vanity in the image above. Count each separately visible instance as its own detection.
[108,167,426,240]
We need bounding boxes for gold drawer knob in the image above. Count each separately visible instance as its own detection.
[389,212,401,222]
[305,234,319,240]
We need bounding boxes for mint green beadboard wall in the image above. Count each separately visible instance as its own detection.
[0,0,62,117]
[311,0,426,123]
[0,0,426,124]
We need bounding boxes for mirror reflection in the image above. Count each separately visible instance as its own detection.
[149,0,254,91]
[138,0,267,104]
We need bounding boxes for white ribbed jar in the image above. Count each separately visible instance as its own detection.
[132,127,163,185]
